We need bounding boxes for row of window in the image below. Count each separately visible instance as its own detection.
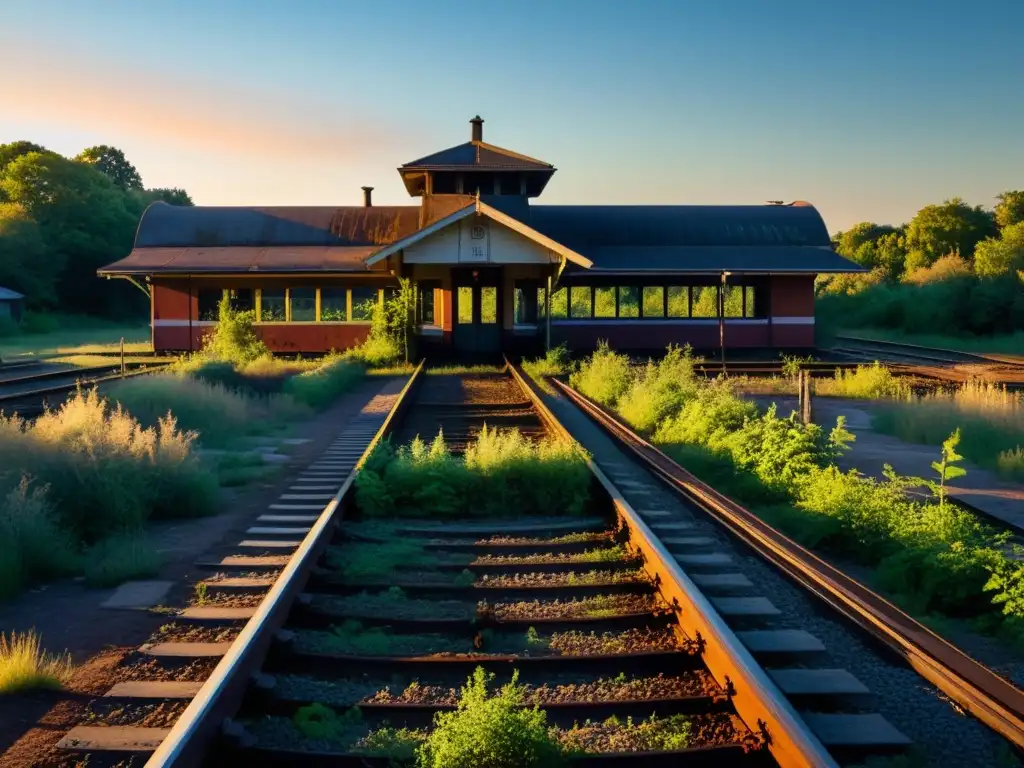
[513,284,758,324]
[197,288,386,323]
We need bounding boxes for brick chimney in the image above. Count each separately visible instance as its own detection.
[362,186,373,207]
[470,115,484,143]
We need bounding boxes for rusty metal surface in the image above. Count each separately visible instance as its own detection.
[98,246,382,275]
[147,363,425,768]
[509,360,836,768]
[548,374,1024,752]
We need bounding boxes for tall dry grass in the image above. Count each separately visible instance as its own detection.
[0,631,73,693]
[873,380,1024,480]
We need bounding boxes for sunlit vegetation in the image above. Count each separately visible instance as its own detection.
[355,427,591,518]
[873,380,1024,481]
[568,344,1024,638]
[0,630,74,694]
[813,362,912,400]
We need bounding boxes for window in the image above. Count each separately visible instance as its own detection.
[480,286,497,324]
[417,282,438,325]
[198,289,222,321]
[514,282,539,325]
[642,287,664,318]
[618,287,639,318]
[569,286,591,318]
[321,288,347,321]
[457,286,474,324]
[692,286,718,318]
[550,288,567,319]
[594,287,616,318]
[667,286,689,317]
[744,286,757,318]
[260,289,286,322]
[350,287,378,321]
[722,285,744,318]
[227,288,253,312]
[289,288,316,322]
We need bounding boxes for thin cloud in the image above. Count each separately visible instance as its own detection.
[0,43,409,163]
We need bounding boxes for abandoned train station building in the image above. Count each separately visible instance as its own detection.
[99,117,861,356]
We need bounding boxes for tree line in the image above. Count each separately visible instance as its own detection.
[819,192,1024,336]
[0,141,193,320]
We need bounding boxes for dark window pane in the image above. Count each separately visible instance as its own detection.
[289,288,316,322]
[569,286,591,319]
[550,288,567,319]
[618,287,639,318]
[227,288,253,312]
[667,286,689,317]
[351,287,378,321]
[594,287,616,318]
[692,286,719,318]
[418,283,437,325]
[514,282,538,324]
[722,285,743,318]
[480,286,497,324]
[501,174,520,195]
[321,288,347,321]
[457,286,473,324]
[642,287,664,318]
[260,289,286,322]
[198,289,222,321]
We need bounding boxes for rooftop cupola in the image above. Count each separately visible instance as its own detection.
[397,116,556,198]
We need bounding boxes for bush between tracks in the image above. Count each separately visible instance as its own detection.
[356,427,591,518]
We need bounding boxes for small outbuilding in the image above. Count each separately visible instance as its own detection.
[0,286,25,324]
[98,117,863,356]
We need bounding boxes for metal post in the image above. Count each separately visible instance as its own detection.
[797,370,804,415]
[120,336,126,377]
[545,274,552,352]
[719,272,727,370]
[805,372,814,424]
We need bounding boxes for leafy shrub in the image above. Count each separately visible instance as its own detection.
[199,295,268,364]
[284,356,366,410]
[522,344,571,380]
[416,667,564,768]
[0,631,73,693]
[0,479,77,598]
[82,532,162,587]
[356,428,591,519]
[0,389,217,543]
[569,341,633,407]
[616,345,702,432]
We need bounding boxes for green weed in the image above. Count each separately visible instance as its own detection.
[814,362,912,400]
[568,341,632,407]
[0,631,74,693]
[0,479,77,599]
[82,532,162,588]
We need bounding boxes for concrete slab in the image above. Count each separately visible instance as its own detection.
[270,503,328,511]
[139,641,232,657]
[709,596,781,616]
[769,668,870,696]
[279,493,335,501]
[258,514,320,523]
[674,553,733,567]
[105,680,204,699]
[689,573,754,590]
[101,580,174,610]
[246,526,311,536]
[802,713,910,746]
[198,556,289,569]
[261,453,291,464]
[58,725,171,752]
[736,629,825,654]
[179,606,257,622]
[236,539,301,549]
[661,536,716,548]
[201,576,276,590]
[281,438,312,445]
[287,485,337,492]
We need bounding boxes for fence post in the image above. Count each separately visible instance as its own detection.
[797,370,804,416]
[120,336,126,377]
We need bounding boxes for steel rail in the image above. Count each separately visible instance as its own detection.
[146,360,426,768]
[0,364,170,406]
[833,335,1024,368]
[508,359,837,768]
[546,373,1024,751]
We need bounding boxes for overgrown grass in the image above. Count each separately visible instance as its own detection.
[572,345,1024,638]
[873,380,1024,480]
[0,631,74,694]
[82,532,162,587]
[356,427,591,518]
[216,452,280,487]
[814,362,912,400]
[284,356,366,410]
[0,313,150,360]
[568,341,633,407]
[0,479,77,599]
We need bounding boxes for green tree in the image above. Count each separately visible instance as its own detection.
[139,187,193,206]
[974,222,1024,278]
[0,203,58,306]
[0,141,50,175]
[905,197,997,265]
[2,152,141,316]
[835,222,898,265]
[994,191,1024,229]
[75,145,143,190]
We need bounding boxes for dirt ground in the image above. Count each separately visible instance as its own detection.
[0,377,392,768]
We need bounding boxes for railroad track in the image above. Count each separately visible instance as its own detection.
[42,361,1020,767]
[0,361,171,416]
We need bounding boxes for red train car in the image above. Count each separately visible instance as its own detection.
[99,117,861,357]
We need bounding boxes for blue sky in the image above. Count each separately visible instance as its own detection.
[1,0,1022,233]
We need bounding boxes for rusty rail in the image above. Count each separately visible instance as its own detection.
[146,360,425,768]
[545,373,1024,751]
[508,360,837,768]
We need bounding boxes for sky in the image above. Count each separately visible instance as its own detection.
[1,0,1022,233]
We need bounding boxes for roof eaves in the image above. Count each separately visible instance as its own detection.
[364,202,478,266]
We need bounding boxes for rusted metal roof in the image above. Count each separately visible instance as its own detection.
[98,246,381,275]
[133,203,421,248]
[400,141,553,171]
[560,245,862,275]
